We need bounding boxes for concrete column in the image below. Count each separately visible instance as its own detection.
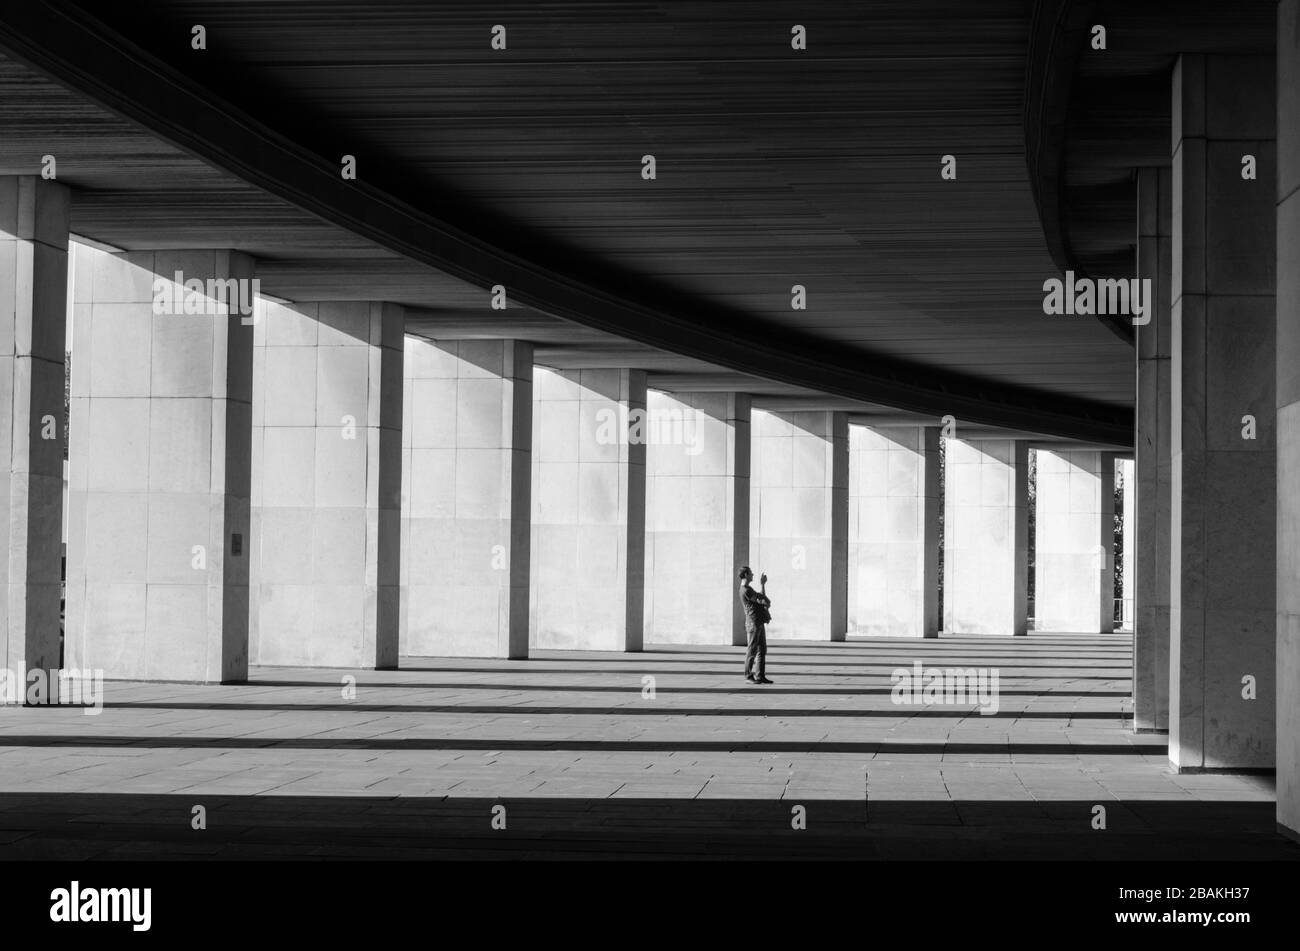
[400,338,531,659]
[749,410,848,640]
[848,424,939,637]
[1169,54,1276,770]
[1134,166,1174,730]
[943,438,1028,636]
[1033,450,1114,633]
[250,300,403,669]
[644,390,750,645]
[65,246,253,682]
[1275,0,1300,838]
[531,367,645,651]
[1119,457,1135,631]
[1,177,68,676]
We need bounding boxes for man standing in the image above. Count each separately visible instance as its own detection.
[738,567,773,684]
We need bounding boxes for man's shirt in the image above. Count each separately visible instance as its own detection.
[739,584,770,633]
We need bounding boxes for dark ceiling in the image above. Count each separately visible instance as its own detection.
[8,0,1262,447]
[1039,0,1276,278]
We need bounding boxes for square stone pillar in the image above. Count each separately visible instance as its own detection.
[1,177,68,676]
[644,390,750,645]
[65,246,254,682]
[250,300,403,668]
[1033,450,1114,634]
[1119,457,1134,631]
[1275,0,1300,838]
[943,438,1028,636]
[531,367,645,651]
[749,410,848,640]
[1169,54,1276,770]
[400,338,531,659]
[848,424,939,637]
[1134,166,1173,730]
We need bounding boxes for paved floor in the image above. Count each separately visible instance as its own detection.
[0,633,1295,859]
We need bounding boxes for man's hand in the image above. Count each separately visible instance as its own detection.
[760,573,767,586]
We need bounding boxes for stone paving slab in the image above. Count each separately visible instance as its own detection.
[0,633,1296,858]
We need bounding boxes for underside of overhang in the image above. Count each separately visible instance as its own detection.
[1,0,1140,447]
[1027,0,1276,286]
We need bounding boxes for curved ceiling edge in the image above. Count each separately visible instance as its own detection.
[1024,0,1134,348]
[1,0,1134,446]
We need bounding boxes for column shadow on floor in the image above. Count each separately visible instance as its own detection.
[253,681,1133,697]
[88,701,1132,719]
[0,735,1167,755]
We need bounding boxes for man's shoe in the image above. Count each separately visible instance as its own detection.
[757,677,774,684]
[745,675,758,683]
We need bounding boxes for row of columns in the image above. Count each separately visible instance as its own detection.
[393,366,1119,653]
[26,153,1294,810]
[1128,4,1300,836]
[0,217,1130,682]
[1130,51,1281,783]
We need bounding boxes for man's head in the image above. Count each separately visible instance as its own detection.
[739,566,753,583]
